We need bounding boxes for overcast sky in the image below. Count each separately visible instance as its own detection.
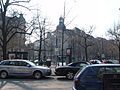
[19,0,120,39]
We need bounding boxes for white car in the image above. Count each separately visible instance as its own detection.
[0,59,51,79]
[89,59,102,64]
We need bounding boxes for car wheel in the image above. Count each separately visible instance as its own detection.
[0,71,8,79]
[66,72,74,80]
[33,71,42,79]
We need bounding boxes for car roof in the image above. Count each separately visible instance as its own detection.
[2,59,28,62]
[68,61,90,65]
[87,64,120,67]
[69,61,89,64]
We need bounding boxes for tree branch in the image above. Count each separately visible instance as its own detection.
[6,32,17,44]
[10,0,31,4]
[9,4,31,11]
[0,36,3,45]
[0,42,2,48]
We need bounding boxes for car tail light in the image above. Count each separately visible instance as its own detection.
[74,78,80,88]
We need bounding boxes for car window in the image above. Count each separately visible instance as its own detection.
[82,67,98,76]
[68,63,75,66]
[9,61,18,66]
[97,67,120,79]
[18,61,29,66]
[69,62,88,67]
[75,63,87,68]
[0,61,10,65]
[80,67,99,81]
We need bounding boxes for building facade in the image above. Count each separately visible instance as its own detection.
[0,13,27,59]
[45,17,88,64]
[31,17,120,63]
[32,17,90,63]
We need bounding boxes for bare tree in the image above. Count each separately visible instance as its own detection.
[80,26,95,61]
[65,26,95,61]
[108,23,120,63]
[0,0,31,60]
[29,9,53,65]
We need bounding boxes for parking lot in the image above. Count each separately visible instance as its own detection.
[0,60,73,90]
[0,76,73,90]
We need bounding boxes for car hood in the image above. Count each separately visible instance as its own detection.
[56,65,71,69]
[34,66,50,69]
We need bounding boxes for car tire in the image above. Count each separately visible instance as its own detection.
[66,72,74,80]
[33,71,42,79]
[0,71,8,79]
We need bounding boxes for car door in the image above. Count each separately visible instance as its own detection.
[80,67,102,90]
[16,61,33,76]
[5,61,22,75]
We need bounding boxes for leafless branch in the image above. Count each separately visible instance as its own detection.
[10,0,31,4]
[9,4,31,11]
[66,15,77,26]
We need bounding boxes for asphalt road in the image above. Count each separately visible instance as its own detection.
[0,76,73,90]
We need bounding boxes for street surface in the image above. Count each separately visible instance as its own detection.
[0,76,73,90]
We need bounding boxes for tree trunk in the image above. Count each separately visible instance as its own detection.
[38,34,42,65]
[2,43,7,60]
[85,38,88,62]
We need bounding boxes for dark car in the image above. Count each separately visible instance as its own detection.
[54,61,90,79]
[73,64,120,90]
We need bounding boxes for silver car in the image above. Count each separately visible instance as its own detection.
[0,59,51,79]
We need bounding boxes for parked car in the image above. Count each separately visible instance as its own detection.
[102,59,119,64]
[73,64,120,90]
[108,59,119,64]
[89,59,102,64]
[0,59,51,79]
[54,61,90,79]
[57,62,66,66]
[34,59,44,65]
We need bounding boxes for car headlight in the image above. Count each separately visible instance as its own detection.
[46,69,51,72]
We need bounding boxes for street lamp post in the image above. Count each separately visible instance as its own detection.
[60,17,66,66]
[56,17,66,66]
[61,26,64,66]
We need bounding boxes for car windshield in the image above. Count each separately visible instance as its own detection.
[25,60,36,66]
[68,62,88,67]
[68,63,75,66]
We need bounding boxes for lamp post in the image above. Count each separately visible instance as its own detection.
[61,25,64,66]
[60,17,66,66]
